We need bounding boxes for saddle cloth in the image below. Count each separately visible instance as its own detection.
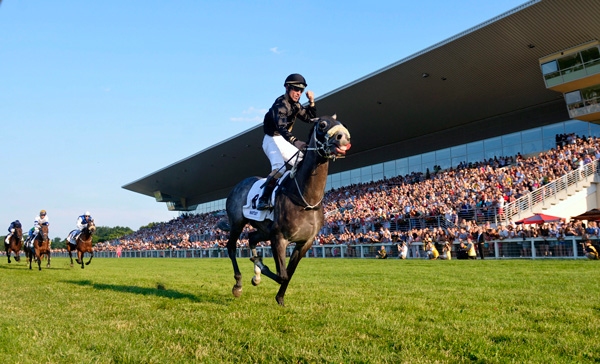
[242,172,290,221]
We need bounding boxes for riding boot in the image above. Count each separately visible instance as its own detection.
[256,177,278,210]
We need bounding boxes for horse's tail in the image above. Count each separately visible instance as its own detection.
[217,218,230,232]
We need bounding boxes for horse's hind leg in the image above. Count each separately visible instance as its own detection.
[68,248,74,267]
[248,231,265,286]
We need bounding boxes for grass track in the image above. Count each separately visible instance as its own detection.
[1,257,599,363]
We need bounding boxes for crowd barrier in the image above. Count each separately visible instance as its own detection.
[48,236,595,260]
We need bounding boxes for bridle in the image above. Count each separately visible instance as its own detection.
[286,120,350,210]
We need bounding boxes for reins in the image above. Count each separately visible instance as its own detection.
[285,123,335,210]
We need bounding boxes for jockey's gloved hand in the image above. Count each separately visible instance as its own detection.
[293,140,307,151]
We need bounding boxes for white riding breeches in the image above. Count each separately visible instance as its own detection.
[262,134,304,172]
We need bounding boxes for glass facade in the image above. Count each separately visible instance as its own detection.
[191,120,600,214]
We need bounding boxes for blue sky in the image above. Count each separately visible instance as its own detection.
[0,0,527,239]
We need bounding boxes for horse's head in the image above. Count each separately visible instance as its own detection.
[14,227,22,238]
[309,115,351,160]
[39,224,49,241]
[87,220,96,234]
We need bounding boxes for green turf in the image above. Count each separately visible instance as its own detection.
[0,257,599,363]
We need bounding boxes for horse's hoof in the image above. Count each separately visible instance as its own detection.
[276,296,285,306]
[232,286,242,298]
[251,276,261,286]
[70,264,73,267]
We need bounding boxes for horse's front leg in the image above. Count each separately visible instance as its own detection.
[46,252,51,268]
[275,241,311,306]
[78,251,84,269]
[86,252,93,266]
[6,249,11,264]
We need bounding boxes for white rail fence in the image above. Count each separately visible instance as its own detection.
[50,236,595,260]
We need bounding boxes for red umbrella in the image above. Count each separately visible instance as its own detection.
[515,213,562,225]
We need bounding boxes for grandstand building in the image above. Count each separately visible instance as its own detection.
[123,0,600,219]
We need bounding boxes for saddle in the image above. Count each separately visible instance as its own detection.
[67,230,79,246]
[242,172,290,221]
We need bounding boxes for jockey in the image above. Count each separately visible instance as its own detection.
[67,211,93,244]
[4,219,22,245]
[27,210,49,245]
[257,73,317,210]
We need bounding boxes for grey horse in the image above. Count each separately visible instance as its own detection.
[218,115,351,306]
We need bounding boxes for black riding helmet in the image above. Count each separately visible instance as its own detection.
[284,73,307,89]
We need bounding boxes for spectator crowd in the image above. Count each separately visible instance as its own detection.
[90,133,600,258]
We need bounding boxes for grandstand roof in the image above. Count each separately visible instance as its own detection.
[123,0,600,210]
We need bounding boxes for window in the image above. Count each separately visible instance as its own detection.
[467,141,484,154]
[450,144,466,159]
[558,53,582,72]
[564,120,589,135]
[467,151,484,164]
[520,140,542,155]
[502,132,521,146]
[408,155,421,172]
[484,136,501,150]
[521,128,541,143]
[350,169,362,185]
[421,151,435,164]
[581,46,600,64]
[435,148,450,160]
[565,90,582,105]
[542,123,564,140]
[541,60,558,75]
[383,161,396,178]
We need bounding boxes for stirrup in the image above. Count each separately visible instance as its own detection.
[256,198,272,210]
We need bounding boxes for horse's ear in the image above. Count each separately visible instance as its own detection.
[332,114,337,120]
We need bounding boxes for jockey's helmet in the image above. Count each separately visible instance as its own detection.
[40,210,46,216]
[85,211,90,216]
[284,73,307,89]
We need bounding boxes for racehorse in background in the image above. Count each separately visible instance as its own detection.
[218,115,351,306]
[66,219,96,268]
[25,224,51,270]
[5,226,23,263]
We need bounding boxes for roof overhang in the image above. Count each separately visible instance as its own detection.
[123,0,600,210]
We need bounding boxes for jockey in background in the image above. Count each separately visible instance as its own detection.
[26,210,48,246]
[4,219,22,245]
[257,73,317,210]
[67,211,93,245]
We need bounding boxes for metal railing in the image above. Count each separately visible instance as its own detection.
[499,159,598,224]
[47,236,595,260]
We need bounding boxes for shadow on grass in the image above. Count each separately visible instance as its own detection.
[61,279,227,304]
[0,262,70,271]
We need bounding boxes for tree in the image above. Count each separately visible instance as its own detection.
[52,237,65,250]
[93,226,134,244]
